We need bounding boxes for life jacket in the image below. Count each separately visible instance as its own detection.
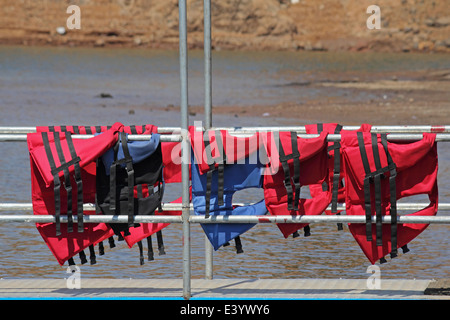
[31,124,178,266]
[190,127,266,252]
[28,123,124,266]
[36,124,157,136]
[262,131,330,238]
[341,132,438,264]
[305,123,372,230]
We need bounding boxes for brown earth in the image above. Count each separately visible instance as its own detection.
[187,68,450,125]
[0,0,449,53]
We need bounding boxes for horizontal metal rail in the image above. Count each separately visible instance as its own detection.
[0,126,181,134]
[0,214,448,224]
[1,202,450,212]
[2,133,450,142]
[218,125,450,134]
[2,125,450,134]
[0,134,182,142]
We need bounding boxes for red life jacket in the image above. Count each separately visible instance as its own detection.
[341,132,438,264]
[305,123,372,229]
[30,123,182,265]
[262,131,330,238]
[28,123,124,266]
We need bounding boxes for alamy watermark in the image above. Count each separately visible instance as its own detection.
[66,5,81,30]
[366,265,381,289]
[66,265,81,289]
[63,4,380,31]
[367,5,381,30]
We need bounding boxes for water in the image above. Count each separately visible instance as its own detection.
[0,45,448,281]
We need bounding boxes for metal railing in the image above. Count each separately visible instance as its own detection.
[0,0,449,300]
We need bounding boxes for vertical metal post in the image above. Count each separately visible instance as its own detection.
[203,0,214,281]
[179,0,191,300]
[204,0,212,130]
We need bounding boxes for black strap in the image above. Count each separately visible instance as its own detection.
[137,241,145,265]
[67,257,76,267]
[78,250,88,264]
[109,139,121,212]
[358,132,398,253]
[203,130,226,218]
[317,123,323,133]
[381,134,398,258]
[156,230,166,255]
[65,132,84,232]
[120,132,135,229]
[53,132,74,233]
[331,125,343,231]
[304,225,311,237]
[357,132,373,242]
[98,241,105,255]
[371,133,383,247]
[235,236,243,254]
[330,124,343,213]
[275,131,301,211]
[147,236,154,261]
[108,236,116,248]
[41,132,62,236]
[88,244,97,265]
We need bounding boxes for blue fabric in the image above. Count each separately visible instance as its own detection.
[191,149,266,250]
[101,133,160,175]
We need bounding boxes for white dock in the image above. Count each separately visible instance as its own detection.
[0,278,448,300]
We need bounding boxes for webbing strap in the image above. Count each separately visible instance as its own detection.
[275,131,301,211]
[235,236,243,254]
[53,132,73,233]
[65,133,84,232]
[147,235,154,261]
[381,134,398,258]
[88,244,97,265]
[357,132,373,242]
[109,139,121,212]
[157,230,166,255]
[357,132,398,253]
[120,132,135,229]
[137,241,145,265]
[330,124,343,214]
[203,130,226,218]
[371,133,383,246]
[41,132,61,236]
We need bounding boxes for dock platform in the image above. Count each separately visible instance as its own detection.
[0,278,448,300]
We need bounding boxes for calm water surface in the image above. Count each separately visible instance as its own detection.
[0,46,448,281]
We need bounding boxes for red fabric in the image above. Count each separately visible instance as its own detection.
[305,123,372,215]
[262,131,330,238]
[29,123,183,263]
[341,132,438,264]
[189,127,263,175]
[28,123,124,265]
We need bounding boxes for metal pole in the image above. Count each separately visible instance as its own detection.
[0,134,182,142]
[2,202,450,212]
[3,125,450,134]
[178,0,191,300]
[203,0,214,281]
[189,215,450,224]
[1,214,449,224]
[204,0,212,130]
[4,133,450,142]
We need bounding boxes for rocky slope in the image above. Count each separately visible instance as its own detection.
[0,0,449,52]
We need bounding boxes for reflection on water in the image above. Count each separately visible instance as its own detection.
[0,46,448,281]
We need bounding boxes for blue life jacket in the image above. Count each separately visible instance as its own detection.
[190,130,267,251]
